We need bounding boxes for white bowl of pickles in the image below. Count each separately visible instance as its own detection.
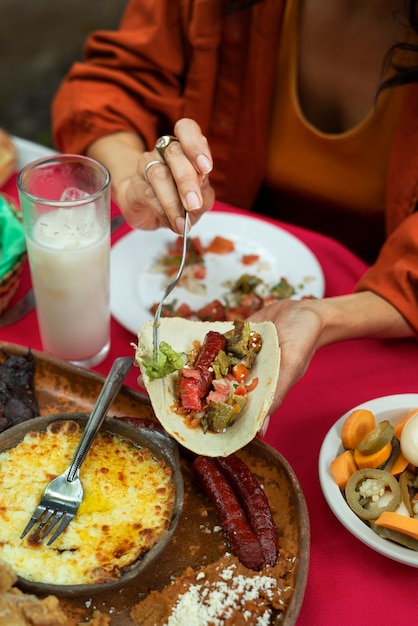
[319,393,418,566]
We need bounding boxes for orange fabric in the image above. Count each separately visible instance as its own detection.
[266,0,406,217]
[51,0,418,334]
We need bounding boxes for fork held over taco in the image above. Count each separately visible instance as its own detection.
[134,318,280,456]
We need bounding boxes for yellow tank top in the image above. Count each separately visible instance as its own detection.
[266,0,407,218]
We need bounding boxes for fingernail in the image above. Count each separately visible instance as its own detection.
[259,415,270,438]
[175,217,185,233]
[196,154,212,174]
[186,191,201,211]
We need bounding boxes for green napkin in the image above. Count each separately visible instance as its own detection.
[0,194,26,278]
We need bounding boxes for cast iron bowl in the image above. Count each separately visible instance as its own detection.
[0,412,184,597]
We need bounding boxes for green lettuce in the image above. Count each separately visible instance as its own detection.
[141,341,186,380]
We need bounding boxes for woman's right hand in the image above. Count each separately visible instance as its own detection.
[87,118,215,234]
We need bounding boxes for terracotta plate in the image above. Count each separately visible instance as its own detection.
[0,342,310,625]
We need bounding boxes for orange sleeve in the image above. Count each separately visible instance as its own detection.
[354,211,418,335]
[51,1,191,155]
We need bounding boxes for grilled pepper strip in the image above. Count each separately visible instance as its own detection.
[345,468,401,520]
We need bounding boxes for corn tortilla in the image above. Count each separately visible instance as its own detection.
[135,318,280,456]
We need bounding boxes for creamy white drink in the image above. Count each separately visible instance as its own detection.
[27,204,110,363]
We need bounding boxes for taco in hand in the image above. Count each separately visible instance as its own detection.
[134,318,280,456]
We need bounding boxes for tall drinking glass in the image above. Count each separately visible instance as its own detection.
[17,154,111,367]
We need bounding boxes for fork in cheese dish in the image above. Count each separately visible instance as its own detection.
[0,420,176,585]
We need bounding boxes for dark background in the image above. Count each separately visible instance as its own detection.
[0,0,127,147]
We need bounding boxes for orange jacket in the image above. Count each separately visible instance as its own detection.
[52,0,418,334]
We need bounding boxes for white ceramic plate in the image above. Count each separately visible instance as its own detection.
[319,393,418,567]
[110,211,325,335]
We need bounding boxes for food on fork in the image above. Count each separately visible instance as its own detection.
[0,129,17,187]
[134,318,280,456]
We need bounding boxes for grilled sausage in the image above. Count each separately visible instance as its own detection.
[193,455,264,570]
[180,331,226,410]
[216,454,279,566]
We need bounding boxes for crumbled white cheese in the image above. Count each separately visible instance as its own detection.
[163,570,277,626]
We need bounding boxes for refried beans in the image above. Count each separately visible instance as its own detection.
[131,551,296,626]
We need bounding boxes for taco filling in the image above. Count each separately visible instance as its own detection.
[174,319,261,433]
[140,319,260,433]
[135,317,280,456]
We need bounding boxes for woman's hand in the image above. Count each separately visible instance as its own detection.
[87,119,215,233]
[250,299,324,419]
[251,292,414,427]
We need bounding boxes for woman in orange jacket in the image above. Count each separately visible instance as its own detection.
[52,0,418,417]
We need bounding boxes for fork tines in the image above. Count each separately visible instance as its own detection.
[21,505,73,546]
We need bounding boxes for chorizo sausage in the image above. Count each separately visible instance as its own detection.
[192,455,264,570]
[216,454,279,566]
[179,331,226,410]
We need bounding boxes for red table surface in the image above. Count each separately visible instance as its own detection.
[2,172,418,625]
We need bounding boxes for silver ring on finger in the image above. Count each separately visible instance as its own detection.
[155,135,179,162]
[144,159,167,185]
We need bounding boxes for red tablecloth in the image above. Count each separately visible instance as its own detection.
[2,172,418,625]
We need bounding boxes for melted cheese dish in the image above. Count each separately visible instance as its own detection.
[0,420,175,585]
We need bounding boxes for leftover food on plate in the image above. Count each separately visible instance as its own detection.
[0,419,176,585]
[110,211,325,335]
[134,318,280,456]
[330,405,418,551]
[149,234,314,322]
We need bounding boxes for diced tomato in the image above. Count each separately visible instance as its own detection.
[193,264,206,280]
[205,235,235,254]
[191,236,205,256]
[150,302,176,317]
[179,376,202,410]
[224,306,252,321]
[233,385,247,397]
[241,254,259,265]
[196,299,225,322]
[166,265,180,277]
[175,303,194,318]
[232,363,250,383]
[167,236,184,256]
[245,377,259,392]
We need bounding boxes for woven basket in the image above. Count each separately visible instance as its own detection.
[0,196,26,315]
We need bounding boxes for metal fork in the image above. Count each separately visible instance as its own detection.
[152,212,190,357]
[20,355,133,546]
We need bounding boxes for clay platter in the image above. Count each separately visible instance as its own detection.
[0,342,310,625]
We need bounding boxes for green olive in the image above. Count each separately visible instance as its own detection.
[345,468,401,520]
[357,420,395,455]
